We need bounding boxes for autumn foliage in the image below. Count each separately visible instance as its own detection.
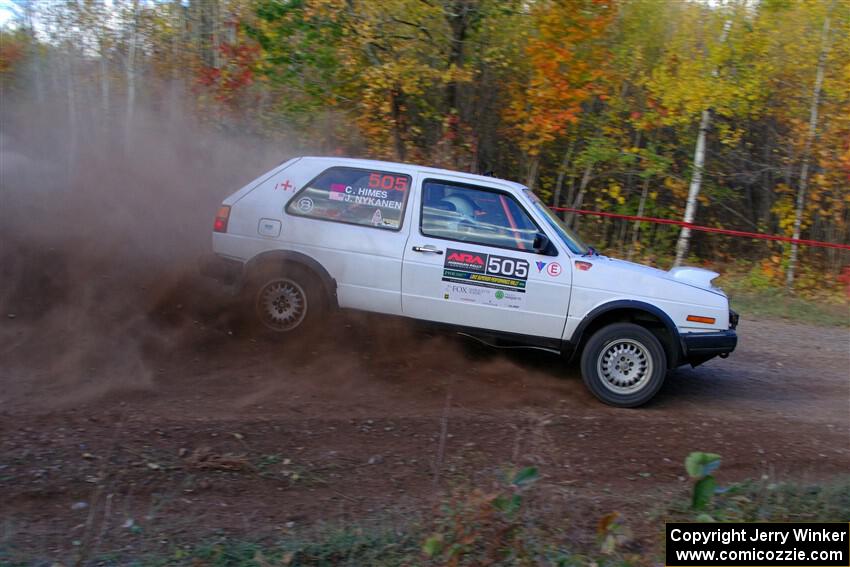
[2,0,849,289]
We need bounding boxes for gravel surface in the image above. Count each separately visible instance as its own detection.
[1,254,848,560]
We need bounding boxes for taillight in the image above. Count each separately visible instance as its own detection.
[213,205,231,233]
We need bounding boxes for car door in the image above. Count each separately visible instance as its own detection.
[401,176,572,340]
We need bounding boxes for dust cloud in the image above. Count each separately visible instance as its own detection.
[0,92,291,408]
[0,87,517,414]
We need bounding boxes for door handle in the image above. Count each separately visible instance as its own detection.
[412,245,444,255]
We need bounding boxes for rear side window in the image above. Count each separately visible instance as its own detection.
[286,166,411,231]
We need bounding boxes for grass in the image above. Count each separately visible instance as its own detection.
[727,289,850,327]
[138,476,850,565]
[126,524,620,567]
[662,476,850,523]
[0,525,421,567]
[706,265,850,327]
[163,526,420,567]
[4,475,847,566]
[3,457,848,566]
[634,255,850,327]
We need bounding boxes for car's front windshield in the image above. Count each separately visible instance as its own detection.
[522,189,590,255]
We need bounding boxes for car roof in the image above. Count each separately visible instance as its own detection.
[298,156,527,192]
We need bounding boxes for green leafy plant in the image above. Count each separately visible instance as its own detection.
[685,452,722,510]
[421,466,540,563]
[492,466,539,519]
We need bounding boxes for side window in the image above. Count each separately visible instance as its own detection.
[286,167,411,230]
[421,180,540,251]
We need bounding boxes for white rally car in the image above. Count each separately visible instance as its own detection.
[203,157,738,407]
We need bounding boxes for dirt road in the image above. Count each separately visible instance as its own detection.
[1,263,849,559]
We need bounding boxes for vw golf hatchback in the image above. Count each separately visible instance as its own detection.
[203,157,738,407]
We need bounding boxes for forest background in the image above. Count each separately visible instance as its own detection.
[2,0,849,303]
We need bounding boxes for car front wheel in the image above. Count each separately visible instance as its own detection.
[580,323,667,407]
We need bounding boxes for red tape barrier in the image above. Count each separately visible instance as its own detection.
[550,206,850,251]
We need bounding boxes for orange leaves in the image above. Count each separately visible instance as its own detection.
[198,40,261,106]
[0,32,26,75]
[503,0,615,156]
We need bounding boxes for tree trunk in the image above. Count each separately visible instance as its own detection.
[617,130,642,252]
[563,170,579,221]
[99,37,110,134]
[673,108,711,266]
[444,1,471,135]
[64,51,78,173]
[391,90,406,161]
[525,155,540,191]
[759,123,775,227]
[786,8,832,291]
[169,0,183,127]
[24,2,45,104]
[125,0,140,152]
[568,162,594,230]
[673,18,732,267]
[628,175,652,260]
[192,0,219,68]
[552,139,575,208]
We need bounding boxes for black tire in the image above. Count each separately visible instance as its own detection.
[580,322,667,408]
[244,263,327,335]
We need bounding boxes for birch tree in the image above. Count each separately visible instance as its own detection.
[672,18,732,267]
[124,0,140,151]
[785,4,834,290]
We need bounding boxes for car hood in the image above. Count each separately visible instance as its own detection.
[593,257,724,295]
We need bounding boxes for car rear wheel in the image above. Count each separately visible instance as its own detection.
[580,323,667,407]
[247,264,326,334]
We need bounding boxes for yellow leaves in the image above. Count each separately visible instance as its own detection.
[771,195,802,234]
[715,123,744,147]
[604,183,626,205]
[327,0,459,156]
[663,177,687,201]
[302,0,345,20]
[442,64,474,86]
[645,3,775,126]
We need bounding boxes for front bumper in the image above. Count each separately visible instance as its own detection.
[680,329,738,367]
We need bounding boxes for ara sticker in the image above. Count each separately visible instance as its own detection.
[442,248,529,294]
[371,208,383,226]
[536,261,547,272]
[445,250,487,274]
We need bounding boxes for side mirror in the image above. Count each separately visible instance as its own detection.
[532,232,550,254]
